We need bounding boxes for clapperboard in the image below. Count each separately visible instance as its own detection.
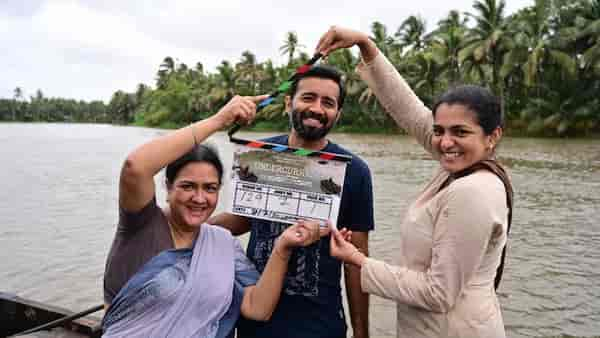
[224,137,352,227]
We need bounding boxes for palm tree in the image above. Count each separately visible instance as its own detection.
[412,50,445,103]
[460,0,509,94]
[135,83,148,105]
[108,90,136,124]
[176,62,194,83]
[437,10,469,33]
[576,0,600,72]
[428,11,469,85]
[280,31,305,66]
[369,21,395,57]
[424,10,470,84]
[160,56,175,72]
[12,87,23,121]
[13,87,23,100]
[395,15,427,53]
[519,72,598,136]
[502,0,576,88]
[206,60,238,108]
[195,62,204,75]
[236,50,261,95]
[157,56,176,89]
[30,89,45,121]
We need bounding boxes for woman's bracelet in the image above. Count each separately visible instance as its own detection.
[349,249,364,266]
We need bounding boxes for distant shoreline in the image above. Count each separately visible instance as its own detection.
[2,121,599,139]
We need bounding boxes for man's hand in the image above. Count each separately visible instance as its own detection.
[277,220,331,254]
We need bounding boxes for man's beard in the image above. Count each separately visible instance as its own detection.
[289,109,335,141]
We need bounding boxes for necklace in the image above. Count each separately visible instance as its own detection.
[167,219,197,249]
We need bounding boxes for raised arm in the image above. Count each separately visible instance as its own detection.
[316,26,435,155]
[119,95,267,212]
[240,220,330,321]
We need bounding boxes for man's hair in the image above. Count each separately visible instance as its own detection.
[288,64,346,109]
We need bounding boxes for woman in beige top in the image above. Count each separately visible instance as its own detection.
[317,27,514,338]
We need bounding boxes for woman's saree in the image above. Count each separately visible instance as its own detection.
[103,224,258,338]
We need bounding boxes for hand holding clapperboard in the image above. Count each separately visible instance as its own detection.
[224,53,351,231]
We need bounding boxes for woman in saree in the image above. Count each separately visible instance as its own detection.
[102,94,330,338]
[318,27,514,338]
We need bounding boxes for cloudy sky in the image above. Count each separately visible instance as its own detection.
[1,0,533,102]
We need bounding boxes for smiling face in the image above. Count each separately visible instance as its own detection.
[286,77,341,141]
[432,103,500,173]
[166,162,220,227]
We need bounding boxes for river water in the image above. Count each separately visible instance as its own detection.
[0,123,598,338]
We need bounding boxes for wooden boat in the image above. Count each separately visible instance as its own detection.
[0,292,102,338]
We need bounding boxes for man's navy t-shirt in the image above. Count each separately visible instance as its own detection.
[237,135,374,338]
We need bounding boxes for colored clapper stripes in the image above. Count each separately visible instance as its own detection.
[229,137,352,163]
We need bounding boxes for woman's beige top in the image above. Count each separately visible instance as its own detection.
[356,52,509,338]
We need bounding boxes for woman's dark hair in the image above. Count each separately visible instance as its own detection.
[432,85,502,135]
[289,64,346,108]
[165,144,223,187]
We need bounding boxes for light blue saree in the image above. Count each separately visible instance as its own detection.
[102,224,259,338]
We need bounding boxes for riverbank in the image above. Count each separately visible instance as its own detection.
[3,119,600,138]
[130,119,600,139]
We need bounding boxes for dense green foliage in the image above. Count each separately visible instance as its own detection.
[2,0,599,136]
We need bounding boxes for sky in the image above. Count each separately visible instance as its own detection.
[1,0,533,102]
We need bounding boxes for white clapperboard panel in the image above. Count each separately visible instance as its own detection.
[224,140,350,227]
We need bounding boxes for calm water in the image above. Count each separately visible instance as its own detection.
[0,123,598,338]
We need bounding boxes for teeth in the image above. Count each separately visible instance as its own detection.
[443,152,460,158]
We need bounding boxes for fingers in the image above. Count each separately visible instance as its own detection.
[335,229,348,244]
[237,94,271,123]
[340,228,352,242]
[316,26,336,56]
[329,230,339,252]
[344,231,352,241]
[283,220,341,249]
[325,220,336,232]
[319,224,331,238]
[325,41,351,56]
[315,25,359,56]
[226,95,262,125]
[329,229,350,260]
[283,220,320,247]
[248,94,270,104]
[293,223,310,241]
[298,220,321,242]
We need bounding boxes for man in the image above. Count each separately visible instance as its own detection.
[210,65,374,338]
